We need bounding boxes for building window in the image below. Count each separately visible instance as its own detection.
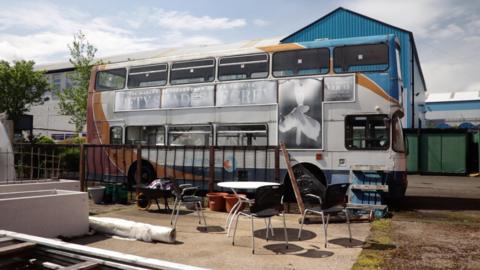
[216,124,268,146]
[170,59,215,85]
[168,126,212,146]
[125,126,165,145]
[128,64,168,88]
[110,126,123,144]
[218,53,268,81]
[334,43,389,73]
[95,68,126,91]
[272,48,329,77]
[345,115,389,150]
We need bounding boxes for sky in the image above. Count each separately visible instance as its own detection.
[0,0,479,93]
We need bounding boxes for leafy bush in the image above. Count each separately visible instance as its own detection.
[61,147,80,172]
[33,135,55,144]
[59,136,86,145]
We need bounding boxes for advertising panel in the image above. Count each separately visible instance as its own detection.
[324,75,355,102]
[216,81,277,106]
[114,88,161,111]
[162,85,214,108]
[278,78,323,149]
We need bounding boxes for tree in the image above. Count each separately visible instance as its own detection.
[57,31,98,134]
[0,60,50,122]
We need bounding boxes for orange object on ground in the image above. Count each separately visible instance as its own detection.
[206,192,228,212]
[223,194,246,212]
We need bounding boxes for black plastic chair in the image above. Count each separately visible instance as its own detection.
[231,185,288,254]
[297,183,352,247]
[170,184,207,229]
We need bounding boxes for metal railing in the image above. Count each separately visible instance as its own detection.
[3,143,281,193]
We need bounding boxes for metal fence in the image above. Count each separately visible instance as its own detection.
[2,144,281,193]
[84,144,281,192]
[0,143,81,184]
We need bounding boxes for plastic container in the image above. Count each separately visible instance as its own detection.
[206,192,228,212]
[88,186,105,204]
[223,194,246,212]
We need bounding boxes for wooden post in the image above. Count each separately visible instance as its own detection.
[135,145,142,196]
[280,143,305,213]
[208,146,215,192]
[79,144,85,192]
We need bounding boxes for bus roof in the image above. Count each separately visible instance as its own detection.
[97,34,397,69]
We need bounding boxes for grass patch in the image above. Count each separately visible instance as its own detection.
[352,219,395,270]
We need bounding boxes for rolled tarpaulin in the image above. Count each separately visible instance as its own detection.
[89,216,176,243]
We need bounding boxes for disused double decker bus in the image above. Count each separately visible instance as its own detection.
[87,34,407,203]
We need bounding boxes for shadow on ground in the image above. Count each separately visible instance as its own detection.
[253,228,317,241]
[328,237,364,247]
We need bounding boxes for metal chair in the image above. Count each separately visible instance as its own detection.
[170,184,207,229]
[298,183,352,247]
[231,185,288,254]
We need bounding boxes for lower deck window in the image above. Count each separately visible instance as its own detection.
[216,124,268,146]
[125,126,165,145]
[345,115,389,150]
[168,126,212,146]
[110,126,123,144]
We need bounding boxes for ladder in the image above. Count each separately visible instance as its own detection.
[347,164,389,217]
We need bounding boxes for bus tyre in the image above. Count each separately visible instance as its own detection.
[128,161,156,188]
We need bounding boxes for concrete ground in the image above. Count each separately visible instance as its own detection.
[75,204,370,270]
[401,174,480,210]
[406,174,480,198]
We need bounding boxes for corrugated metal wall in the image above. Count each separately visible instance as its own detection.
[282,8,414,127]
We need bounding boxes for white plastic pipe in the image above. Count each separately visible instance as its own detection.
[89,216,176,243]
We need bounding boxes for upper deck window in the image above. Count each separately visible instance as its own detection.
[170,59,215,85]
[334,43,389,73]
[128,64,167,88]
[345,115,389,150]
[218,54,269,81]
[95,68,126,91]
[272,48,329,77]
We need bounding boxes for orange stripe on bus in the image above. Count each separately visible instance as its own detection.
[357,74,399,105]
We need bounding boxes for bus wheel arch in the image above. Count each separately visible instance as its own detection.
[127,160,156,188]
[283,162,327,202]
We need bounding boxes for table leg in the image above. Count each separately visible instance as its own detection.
[225,199,241,232]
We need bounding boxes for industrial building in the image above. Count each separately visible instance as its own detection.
[425,91,480,128]
[33,7,427,139]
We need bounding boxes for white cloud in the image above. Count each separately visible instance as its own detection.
[0,2,232,64]
[343,0,447,37]
[155,10,246,31]
[127,8,246,31]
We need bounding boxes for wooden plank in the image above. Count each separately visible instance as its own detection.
[347,203,388,210]
[0,242,36,255]
[62,261,99,270]
[280,143,305,213]
[350,184,389,192]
